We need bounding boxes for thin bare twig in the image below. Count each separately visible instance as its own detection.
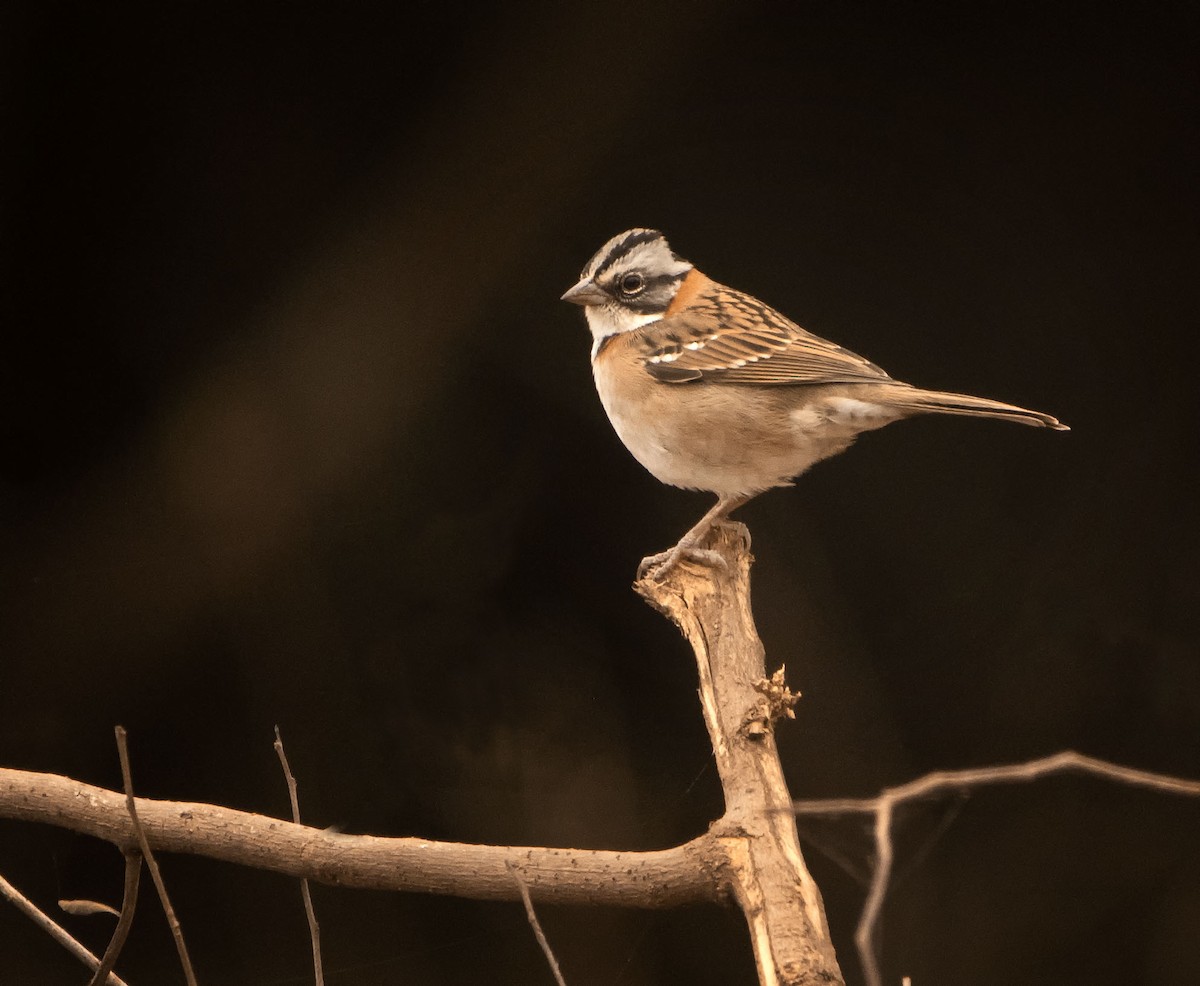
[115,725,199,986]
[87,850,142,986]
[273,726,324,986]
[0,870,131,986]
[792,750,1200,986]
[507,861,568,986]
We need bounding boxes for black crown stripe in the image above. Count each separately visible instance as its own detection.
[593,229,663,277]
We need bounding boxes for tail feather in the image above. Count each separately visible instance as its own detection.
[886,386,1069,431]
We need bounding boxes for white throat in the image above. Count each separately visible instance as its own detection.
[586,305,662,359]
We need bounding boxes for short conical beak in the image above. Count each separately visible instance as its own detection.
[561,277,608,306]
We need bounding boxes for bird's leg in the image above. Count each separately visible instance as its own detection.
[638,492,756,581]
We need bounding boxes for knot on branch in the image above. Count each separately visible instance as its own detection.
[742,666,801,739]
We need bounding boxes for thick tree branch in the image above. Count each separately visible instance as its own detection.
[0,768,721,908]
[635,521,844,986]
[6,523,1194,986]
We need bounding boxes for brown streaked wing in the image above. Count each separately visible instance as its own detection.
[639,285,892,386]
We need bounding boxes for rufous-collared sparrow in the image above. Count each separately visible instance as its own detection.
[562,228,1068,579]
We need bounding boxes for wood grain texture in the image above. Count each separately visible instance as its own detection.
[636,521,844,986]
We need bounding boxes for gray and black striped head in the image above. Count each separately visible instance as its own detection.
[562,229,693,343]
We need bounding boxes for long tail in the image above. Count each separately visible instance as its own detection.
[883,385,1069,430]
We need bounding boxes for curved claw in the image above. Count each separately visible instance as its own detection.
[637,493,756,583]
[638,544,730,583]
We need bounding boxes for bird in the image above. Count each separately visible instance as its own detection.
[561,228,1068,579]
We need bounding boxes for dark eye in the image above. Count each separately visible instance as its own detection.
[619,272,646,295]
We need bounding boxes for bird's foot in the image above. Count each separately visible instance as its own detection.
[637,542,727,583]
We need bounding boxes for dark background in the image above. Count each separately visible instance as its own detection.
[2,2,1198,983]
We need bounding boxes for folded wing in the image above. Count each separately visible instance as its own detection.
[638,286,893,387]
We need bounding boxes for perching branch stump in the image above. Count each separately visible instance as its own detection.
[635,521,843,986]
[4,521,1199,982]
